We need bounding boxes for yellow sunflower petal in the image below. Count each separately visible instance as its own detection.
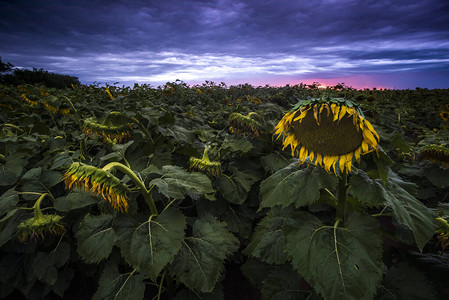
[338,105,347,121]
[363,119,379,141]
[363,128,378,148]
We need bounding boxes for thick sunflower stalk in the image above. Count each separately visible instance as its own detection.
[83,117,133,143]
[274,98,379,174]
[17,193,65,242]
[228,112,261,138]
[64,162,130,212]
[189,146,221,177]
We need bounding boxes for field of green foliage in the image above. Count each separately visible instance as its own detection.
[1,80,449,299]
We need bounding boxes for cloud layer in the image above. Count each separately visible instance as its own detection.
[1,0,448,88]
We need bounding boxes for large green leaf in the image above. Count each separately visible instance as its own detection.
[351,170,435,251]
[0,188,18,216]
[261,267,309,300]
[116,207,186,280]
[243,207,294,265]
[150,165,215,200]
[21,167,61,197]
[93,259,145,300]
[259,164,338,210]
[383,177,435,251]
[75,213,116,263]
[31,242,71,285]
[215,168,258,204]
[0,156,27,186]
[168,215,239,293]
[285,212,383,300]
[260,152,293,174]
[54,190,99,212]
[377,263,437,300]
[196,197,257,239]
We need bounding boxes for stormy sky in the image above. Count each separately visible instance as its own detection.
[1,0,448,89]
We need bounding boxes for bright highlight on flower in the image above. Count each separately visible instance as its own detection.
[420,144,449,166]
[83,118,133,143]
[274,98,379,174]
[228,112,261,138]
[17,214,65,243]
[64,162,130,212]
[189,147,221,177]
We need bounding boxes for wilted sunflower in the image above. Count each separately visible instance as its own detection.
[64,162,130,212]
[17,214,65,242]
[83,118,133,143]
[274,98,379,174]
[440,111,449,122]
[189,147,221,177]
[420,144,449,166]
[228,112,261,137]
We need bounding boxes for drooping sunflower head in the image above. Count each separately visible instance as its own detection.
[273,98,379,174]
[83,117,133,143]
[420,144,449,166]
[189,147,221,177]
[228,112,261,137]
[17,214,65,243]
[440,111,449,122]
[64,162,130,212]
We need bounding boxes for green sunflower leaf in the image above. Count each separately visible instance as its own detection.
[261,267,309,300]
[259,164,338,210]
[215,169,258,205]
[377,262,437,300]
[150,165,215,200]
[285,212,383,300]
[351,170,435,251]
[31,242,70,285]
[168,215,239,293]
[92,259,145,300]
[75,213,116,264]
[116,207,186,281]
[0,156,27,186]
[54,190,99,212]
[243,207,295,265]
[0,188,18,216]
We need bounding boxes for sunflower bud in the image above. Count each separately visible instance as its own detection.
[228,112,261,138]
[64,162,130,212]
[273,98,379,174]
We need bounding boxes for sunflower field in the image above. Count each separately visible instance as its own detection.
[1,81,449,299]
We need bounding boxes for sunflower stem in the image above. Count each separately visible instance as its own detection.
[102,162,158,216]
[33,193,54,221]
[336,172,348,223]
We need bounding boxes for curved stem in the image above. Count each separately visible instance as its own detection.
[0,153,6,164]
[102,162,158,215]
[33,193,55,221]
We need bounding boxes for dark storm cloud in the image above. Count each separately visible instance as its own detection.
[0,0,448,87]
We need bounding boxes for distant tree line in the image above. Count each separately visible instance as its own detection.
[0,57,80,89]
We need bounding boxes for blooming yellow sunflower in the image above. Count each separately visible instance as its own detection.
[64,162,130,212]
[273,98,379,174]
